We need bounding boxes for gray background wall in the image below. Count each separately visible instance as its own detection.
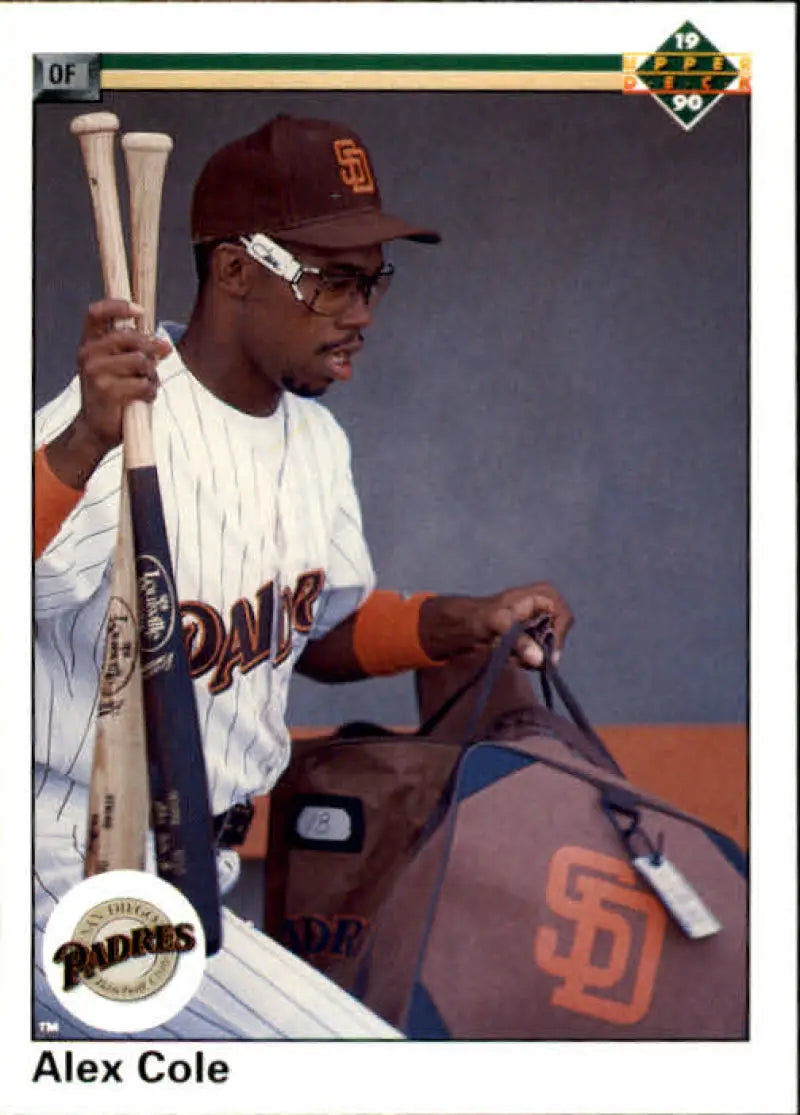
[34,89,748,727]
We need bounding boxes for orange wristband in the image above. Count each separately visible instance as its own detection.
[34,446,84,559]
[352,590,445,676]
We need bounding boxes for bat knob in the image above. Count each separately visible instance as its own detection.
[70,112,121,136]
[122,132,174,154]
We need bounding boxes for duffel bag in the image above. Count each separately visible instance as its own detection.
[350,626,747,1039]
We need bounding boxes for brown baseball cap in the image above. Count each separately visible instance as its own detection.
[191,114,441,249]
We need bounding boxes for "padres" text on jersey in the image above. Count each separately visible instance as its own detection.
[181,570,325,694]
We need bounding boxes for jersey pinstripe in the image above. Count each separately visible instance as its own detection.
[34,326,376,815]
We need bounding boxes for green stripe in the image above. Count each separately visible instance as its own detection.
[102,53,622,73]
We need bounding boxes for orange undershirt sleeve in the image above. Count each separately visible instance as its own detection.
[351,590,446,676]
[34,446,84,559]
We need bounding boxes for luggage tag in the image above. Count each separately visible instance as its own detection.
[633,851,722,939]
[602,792,722,939]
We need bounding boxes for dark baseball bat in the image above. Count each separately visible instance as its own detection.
[122,129,221,956]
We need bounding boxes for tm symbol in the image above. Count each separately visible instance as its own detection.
[38,1020,59,1035]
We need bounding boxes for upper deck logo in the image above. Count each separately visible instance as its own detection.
[624,21,750,131]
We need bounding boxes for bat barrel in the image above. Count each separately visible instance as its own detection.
[70,111,131,303]
[121,132,173,335]
[120,130,173,468]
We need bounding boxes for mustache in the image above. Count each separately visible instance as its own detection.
[316,332,364,355]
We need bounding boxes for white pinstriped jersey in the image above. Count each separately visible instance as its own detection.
[34,326,376,817]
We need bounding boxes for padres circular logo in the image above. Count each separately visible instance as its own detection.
[43,871,206,1033]
[99,596,138,698]
[67,895,181,1002]
[136,553,176,653]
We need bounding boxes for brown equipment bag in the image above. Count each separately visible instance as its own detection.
[266,625,747,1039]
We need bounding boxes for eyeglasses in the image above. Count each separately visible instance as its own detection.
[240,233,394,317]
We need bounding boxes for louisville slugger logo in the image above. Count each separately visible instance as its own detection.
[333,138,375,194]
[181,570,325,694]
[136,554,176,654]
[98,596,138,713]
[533,845,667,1025]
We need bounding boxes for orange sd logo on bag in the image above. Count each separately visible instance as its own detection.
[533,845,667,1025]
[333,138,376,194]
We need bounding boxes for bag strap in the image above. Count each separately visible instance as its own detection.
[417,613,553,738]
[420,617,625,775]
[415,660,490,737]
[538,637,625,776]
[458,622,530,746]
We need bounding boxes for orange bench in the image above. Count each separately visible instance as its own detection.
[238,724,747,860]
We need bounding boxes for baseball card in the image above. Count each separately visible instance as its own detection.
[1,3,796,1114]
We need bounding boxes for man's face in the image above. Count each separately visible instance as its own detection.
[241,241,386,400]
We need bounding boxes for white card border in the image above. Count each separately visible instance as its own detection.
[2,4,796,1114]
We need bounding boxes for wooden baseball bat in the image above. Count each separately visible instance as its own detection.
[121,131,221,955]
[71,111,149,878]
[72,114,221,953]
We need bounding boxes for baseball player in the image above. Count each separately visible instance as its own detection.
[34,114,573,1039]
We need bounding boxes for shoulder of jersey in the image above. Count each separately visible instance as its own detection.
[284,393,350,446]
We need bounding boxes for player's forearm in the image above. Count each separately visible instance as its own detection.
[297,591,446,683]
[297,592,498,684]
[34,438,94,560]
[35,421,112,560]
[417,594,487,661]
[295,613,369,683]
[34,451,117,607]
[44,416,112,491]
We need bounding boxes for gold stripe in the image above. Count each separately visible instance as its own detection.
[102,70,624,92]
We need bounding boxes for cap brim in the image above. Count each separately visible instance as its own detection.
[271,208,440,249]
